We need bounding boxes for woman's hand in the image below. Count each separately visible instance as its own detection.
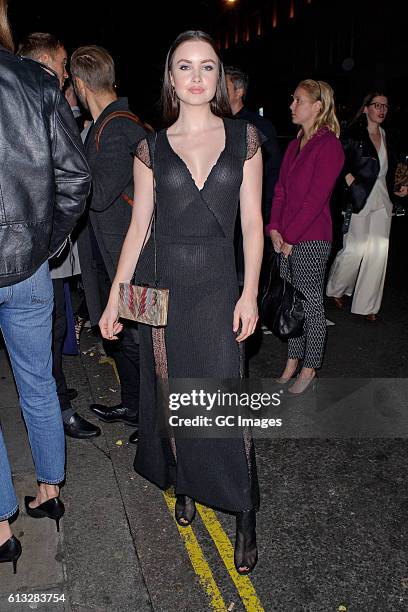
[281,242,293,258]
[99,299,123,340]
[233,294,259,342]
[345,173,355,187]
[394,185,408,198]
[270,229,284,253]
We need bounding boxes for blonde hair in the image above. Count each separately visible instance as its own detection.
[71,45,115,93]
[298,79,340,138]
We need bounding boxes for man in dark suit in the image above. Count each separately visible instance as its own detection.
[71,45,146,443]
[0,1,91,553]
[225,66,281,225]
[225,66,281,287]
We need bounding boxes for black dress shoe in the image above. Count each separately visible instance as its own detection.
[63,412,101,439]
[89,403,139,427]
[128,429,139,444]
[24,496,65,533]
[0,536,22,574]
[67,388,78,401]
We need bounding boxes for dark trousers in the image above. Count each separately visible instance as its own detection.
[52,278,71,413]
[97,263,140,415]
[90,228,140,417]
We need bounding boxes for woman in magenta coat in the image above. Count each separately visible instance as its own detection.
[266,79,344,394]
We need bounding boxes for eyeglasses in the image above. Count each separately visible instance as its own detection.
[368,102,389,111]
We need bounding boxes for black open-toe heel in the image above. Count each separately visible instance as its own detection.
[234,509,258,575]
[175,494,196,527]
[24,496,65,533]
[0,536,22,574]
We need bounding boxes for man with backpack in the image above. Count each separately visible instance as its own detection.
[71,46,146,443]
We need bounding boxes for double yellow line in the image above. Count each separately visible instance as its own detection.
[164,490,264,611]
[101,357,264,610]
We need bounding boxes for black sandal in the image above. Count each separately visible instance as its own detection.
[234,509,258,575]
[175,494,196,527]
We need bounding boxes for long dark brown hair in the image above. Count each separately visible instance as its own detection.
[161,30,231,126]
[0,0,14,52]
[349,90,388,127]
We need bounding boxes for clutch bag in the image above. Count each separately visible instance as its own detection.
[394,161,408,192]
[118,282,169,327]
[117,133,169,328]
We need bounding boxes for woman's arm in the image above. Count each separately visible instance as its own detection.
[345,172,355,186]
[99,156,154,339]
[234,148,263,342]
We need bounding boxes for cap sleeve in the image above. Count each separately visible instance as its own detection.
[246,122,266,160]
[134,136,152,169]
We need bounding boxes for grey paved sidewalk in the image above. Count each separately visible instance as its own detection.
[0,343,151,612]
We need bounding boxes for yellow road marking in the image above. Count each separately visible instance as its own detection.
[101,356,263,611]
[197,504,265,612]
[163,490,227,611]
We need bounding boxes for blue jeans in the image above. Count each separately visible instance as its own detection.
[0,262,65,521]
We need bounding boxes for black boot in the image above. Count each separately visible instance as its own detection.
[234,509,258,575]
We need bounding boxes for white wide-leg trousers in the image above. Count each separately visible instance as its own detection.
[326,207,391,315]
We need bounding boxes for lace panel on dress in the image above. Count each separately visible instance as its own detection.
[246,123,261,160]
[135,138,152,169]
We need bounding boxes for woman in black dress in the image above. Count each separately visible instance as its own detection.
[99,30,264,574]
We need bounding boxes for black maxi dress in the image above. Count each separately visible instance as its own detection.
[133,118,261,512]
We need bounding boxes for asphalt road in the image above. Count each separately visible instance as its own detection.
[0,213,407,611]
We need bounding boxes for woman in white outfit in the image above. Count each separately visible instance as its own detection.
[327,92,407,321]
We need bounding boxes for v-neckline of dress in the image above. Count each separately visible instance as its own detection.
[165,118,227,193]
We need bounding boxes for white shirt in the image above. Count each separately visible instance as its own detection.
[359,127,393,217]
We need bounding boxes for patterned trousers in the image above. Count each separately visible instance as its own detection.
[280,240,331,369]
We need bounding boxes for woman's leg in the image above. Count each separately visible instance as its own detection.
[277,255,303,380]
[351,208,391,315]
[0,520,13,547]
[288,241,331,392]
[326,213,369,299]
[0,263,65,497]
[0,428,18,543]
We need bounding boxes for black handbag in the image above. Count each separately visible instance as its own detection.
[259,253,305,340]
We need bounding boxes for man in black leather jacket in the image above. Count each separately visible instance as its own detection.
[0,48,90,286]
[0,1,91,560]
[18,31,101,440]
